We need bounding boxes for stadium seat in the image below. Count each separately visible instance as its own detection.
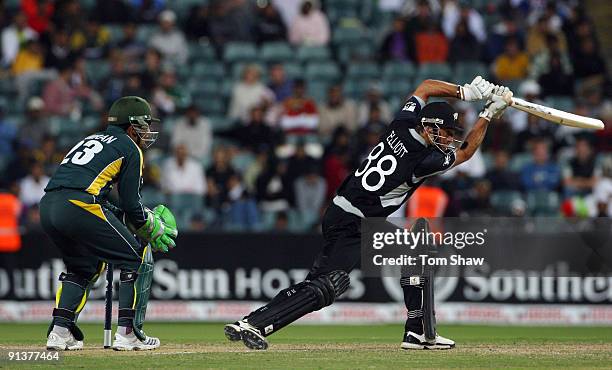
[453,62,489,84]
[231,152,256,173]
[223,42,258,63]
[259,42,294,63]
[346,62,380,80]
[304,61,341,81]
[231,62,266,80]
[283,62,304,80]
[140,188,166,209]
[416,63,452,82]
[509,152,532,172]
[307,80,330,103]
[382,61,416,81]
[189,42,217,62]
[382,79,413,100]
[545,96,574,113]
[190,80,220,98]
[136,24,156,43]
[191,62,225,79]
[332,26,367,45]
[168,193,204,228]
[490,191,523,215]
[526,190,560,216]
[195,98,226,116]
[336,43,375,64]
[84,60,111,85]
[296,45,331,62]
[343,79,372,99]
[208,115,235,132]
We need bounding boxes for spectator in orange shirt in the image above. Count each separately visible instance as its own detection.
[414,22,449,64]
[493,37,529,82]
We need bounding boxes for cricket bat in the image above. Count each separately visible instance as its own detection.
[506,96,604,130]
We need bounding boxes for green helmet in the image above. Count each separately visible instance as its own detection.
[108,96,160,148]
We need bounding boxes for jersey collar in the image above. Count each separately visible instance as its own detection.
[409,128,428,147]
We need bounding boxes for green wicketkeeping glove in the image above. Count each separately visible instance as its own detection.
[153,205,178,238]
[135,210,172,253]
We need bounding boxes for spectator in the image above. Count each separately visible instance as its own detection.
[5,143,33,185]
[294,165,326,228]
[228,64,274,122]
[161,144,206,196]
[268,63,293,103]
[121,74,146,98]
[526,15,567,58]
[530,34,572,82]
[380,16,412,62]
[461,179,493,216]
[288,0,330,46]
[102,57,127,105]
[493,37,529,82]
[356,107,387,158]
[486,150,520,191]
[18,162,49,207]
[272,0,301,27]
[17,97,49,149]
[256,158,292,213]
[44,28,73,69]
[357,83,392,126]
[171,104,212,160]
[572,38,607,80]
[42,62,99,117]
[244,148,269,193]
[414,22,448,64]
[21,0,54,34]
[486,14,522,61]
[151,68,190,115]
[286,141,318,188]
[225,105,281,152]
[140,48,162,90]
[536,49,574,97]
[94,0,134,24]
[593,156,612,217]
[324,147,350,200]
[206,146,238,214]
[70,18,111,59]
[226,173,259,230]
[149,10,189,65]
[130,0,165,23]
[278,79,319,135]
[1,11,36,68]
[208,0,257,46]
[405,0,434,35]
[32,135,63,175]
[319,84,358,138]
[0,108,17,158]
[562,136,599,197]
[255,2,287,44]
[449,20,481,63]
[442,0,486,44]
[185,4,211,41]
[520,139,561,192]
[117,23,147,62]
[11,39,43,76]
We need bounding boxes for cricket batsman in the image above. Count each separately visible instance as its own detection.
[41,96,178,351]
[225,77,512,350]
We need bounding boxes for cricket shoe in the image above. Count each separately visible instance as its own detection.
[224,320,268,350]
[112,332,160,351]
[46,331,83,351]
[401,331,455,350]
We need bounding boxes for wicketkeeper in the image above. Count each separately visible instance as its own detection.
[41,96,178,351]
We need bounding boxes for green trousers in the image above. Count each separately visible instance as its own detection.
[40,189,144,329]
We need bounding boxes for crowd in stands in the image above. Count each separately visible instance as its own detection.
[0,0,610,232]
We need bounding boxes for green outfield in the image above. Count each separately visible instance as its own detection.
[0,323,610,369]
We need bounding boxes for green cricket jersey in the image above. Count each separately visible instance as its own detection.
[45,125,147,228]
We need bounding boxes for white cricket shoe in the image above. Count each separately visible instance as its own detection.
[46,331,83,351]
[112,332,160,351]
[401,331,455,350]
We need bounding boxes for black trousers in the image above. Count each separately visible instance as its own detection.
[306,204,362,279]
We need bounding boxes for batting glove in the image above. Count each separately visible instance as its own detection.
[460,76,496,102]
[479,86,513,121]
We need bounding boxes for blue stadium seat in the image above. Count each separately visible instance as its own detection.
[190,80,220,98]
[332,26,368,45]
[347,63,380,80]
[343,79,372,99]
[208,115,235,132]
[307,80,330,103]
[191,62,225,79]
[168,193,204,228]
[140,188,166,209]
[416,63,452,81]
[526,190,560,216]
[337,43,375,64]
[453,62,489,84]
[509,152,532,172]
[84,60,111,86]
[382,79,413,100]
[490,191,523,215]
[283,62,304,80]
[195,98,226,116]
[231,152,256,173]
[382,61,416,80]
[189,43,217,62]
[259,42,294,63]
[223,42,258,63]
[545,96,574,114]
[304,61,341,81]
[296,45,331,62]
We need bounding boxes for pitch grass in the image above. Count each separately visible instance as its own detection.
[0,323,611,369]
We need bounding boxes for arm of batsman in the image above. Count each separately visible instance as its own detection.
[479,85,513,121]
[460,76,496,102]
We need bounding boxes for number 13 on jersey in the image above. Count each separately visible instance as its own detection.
[61,140,104,165]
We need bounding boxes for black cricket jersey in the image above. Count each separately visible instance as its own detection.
[333,96,456,218]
